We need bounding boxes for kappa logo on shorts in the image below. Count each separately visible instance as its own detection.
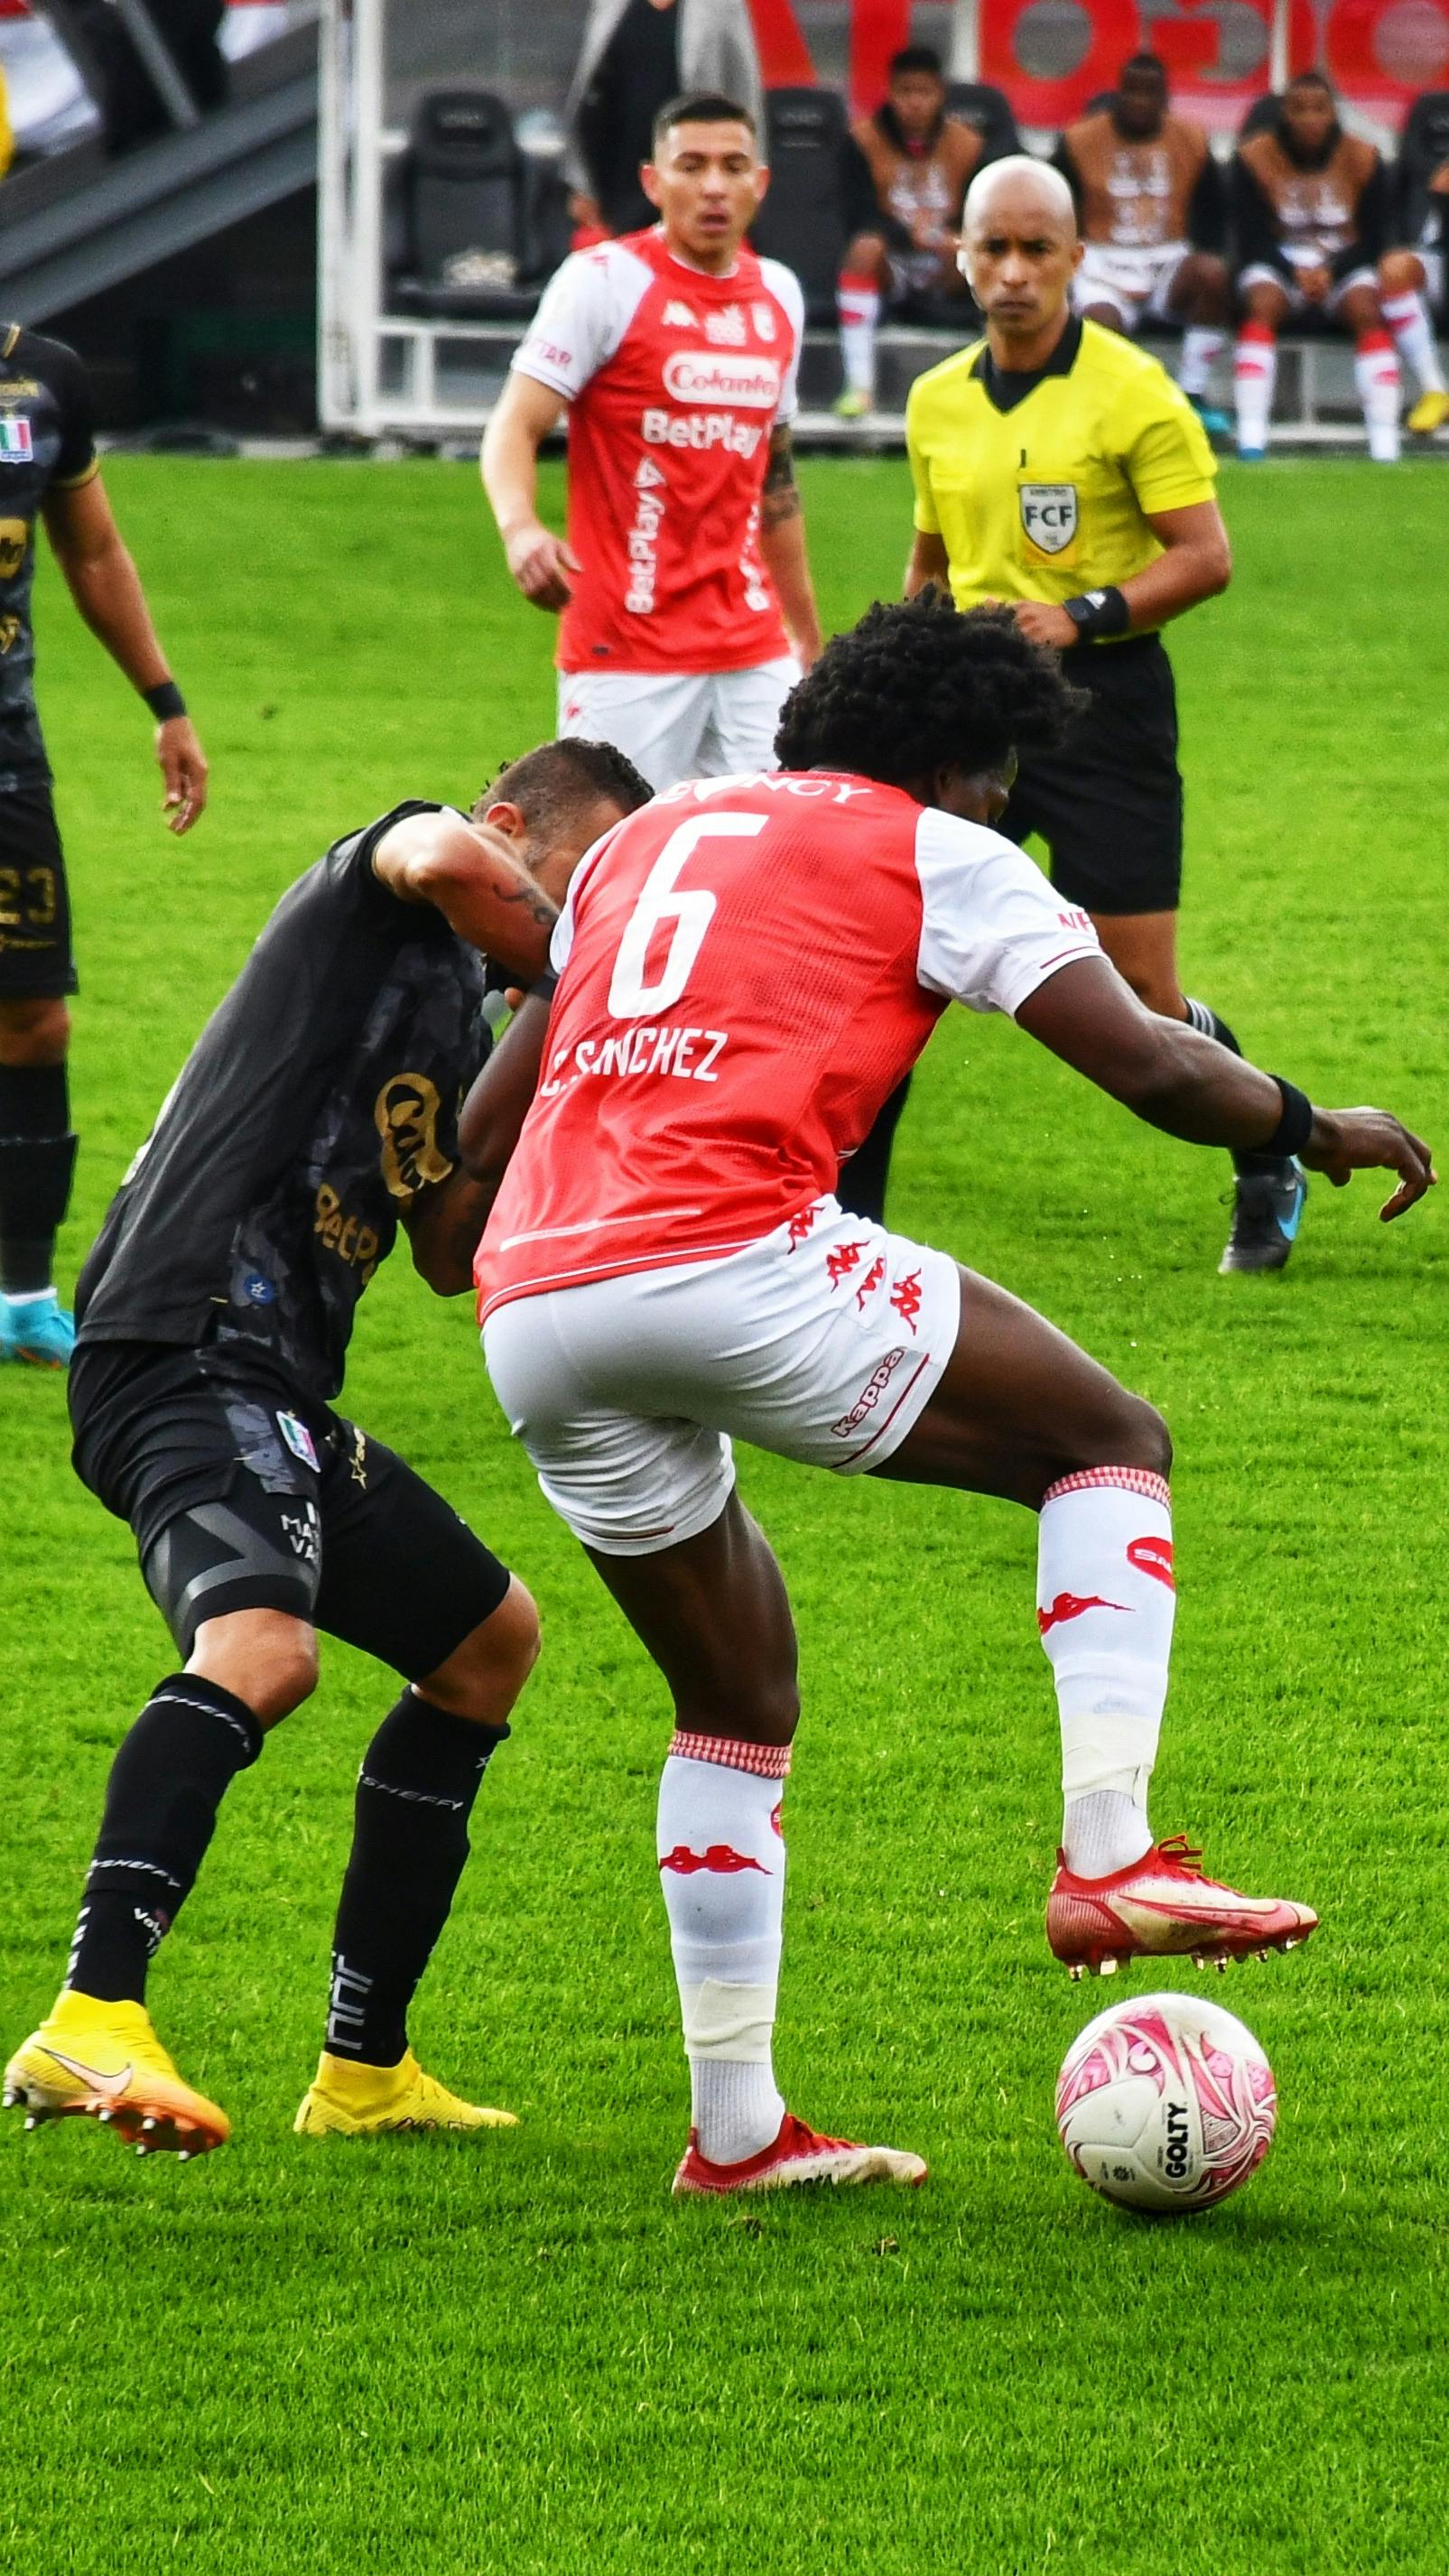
[1019,483,1078,555]
[831,1348,907,1437]
[276,1410,319,1473]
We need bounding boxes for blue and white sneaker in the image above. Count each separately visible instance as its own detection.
[1187,395,1232,439]
[1219,1161,1307,1275]
[0,1288,76,1367]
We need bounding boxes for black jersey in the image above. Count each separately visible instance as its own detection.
[75,804,488,1404]
[0,324,98,791]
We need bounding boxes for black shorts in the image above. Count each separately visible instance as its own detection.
[0,778,77,999]
[68,1341,511,1671]
[1000,635,1183,916]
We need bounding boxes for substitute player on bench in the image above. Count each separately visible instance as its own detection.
[0,321,207,1368]
[5,739,649,2160]
[462,598,1430,2196]
[906,155,1305,1275]
[481,90,823,790]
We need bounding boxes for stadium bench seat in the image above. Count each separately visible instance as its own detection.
[750,86,851,324]
[389,88,568,321]
[1396,88,1449,247]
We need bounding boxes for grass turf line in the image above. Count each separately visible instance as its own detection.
[1,458,1445,2573]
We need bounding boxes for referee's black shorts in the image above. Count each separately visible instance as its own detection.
[69,1340,511,1672]
[1000,633,1183,916]
[0,777,78,999]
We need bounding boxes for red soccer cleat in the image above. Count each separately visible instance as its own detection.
[672,2110,928,2197]
[1046,1835,1319,1980]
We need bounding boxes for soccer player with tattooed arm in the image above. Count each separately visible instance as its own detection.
[5,739,651,2160]
[457,596,1432,2199]
[481,89,822,794]
[902,155,1310,1276]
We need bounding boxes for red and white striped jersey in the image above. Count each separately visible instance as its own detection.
[475,773,1101,1318]
[510,228,803,676]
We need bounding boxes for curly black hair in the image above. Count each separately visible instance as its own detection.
[775,591,1085,787]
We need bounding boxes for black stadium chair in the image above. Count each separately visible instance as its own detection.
[943,79,1022,162]
[391,89,557,321]
[1239,92,1282,138]
[1396,88,1449,242]
[750,86,851,323]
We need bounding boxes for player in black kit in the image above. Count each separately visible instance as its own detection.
[4,736,650,2158]
[0,323,209,1368]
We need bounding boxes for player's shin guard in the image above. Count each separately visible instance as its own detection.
[326,1692,506,2068]
[65,1677,263,2004]
[837,273,880,401]
[0,1064,77,1295]
[1381,289,1447,397]
[1036,1469,1175,1879]
[657,1734,788,2165]
[1355,329,1401,460]
[1177,326,1226,397]
[1233,322,1276,453]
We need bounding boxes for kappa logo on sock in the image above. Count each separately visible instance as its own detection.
[659,1844,770,1876]
[1037,1591,1131,1635]
[1127,1535,1175,1591]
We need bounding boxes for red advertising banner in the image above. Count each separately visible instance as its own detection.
[1289,0,1449,116]
[980,0,1278,135]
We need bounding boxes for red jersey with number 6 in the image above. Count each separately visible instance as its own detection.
[509,228,803,674]
[475,773,1101,1317]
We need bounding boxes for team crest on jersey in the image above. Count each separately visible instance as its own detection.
[661,299,700,329]
[704,303,748,347]
[0,519,27,580]
[1019,482,1078,556]
[0,416,34,463]
[752,301,776,341]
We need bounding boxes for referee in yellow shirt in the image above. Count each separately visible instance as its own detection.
[903,154,1305,1275]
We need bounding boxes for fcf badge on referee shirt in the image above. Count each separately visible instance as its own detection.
[1019,482,1078,560]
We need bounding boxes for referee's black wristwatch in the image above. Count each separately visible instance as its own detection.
[1061,586,1132,642]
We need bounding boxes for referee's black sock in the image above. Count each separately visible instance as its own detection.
[65,1676,264,2005]
[1184,998,1292,1177]
[325,1692,507,2069]
[0,1062,77,1294]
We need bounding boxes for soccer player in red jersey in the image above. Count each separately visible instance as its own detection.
[461,599,1433,2197]
[481,90,823,792]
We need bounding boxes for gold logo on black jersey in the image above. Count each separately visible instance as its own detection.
[0,520,28,581]
[0,618,19,656]
[375,1072,452,1199]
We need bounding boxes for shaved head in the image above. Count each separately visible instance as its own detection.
[963,154,1077,240]
[959,154,1082,360]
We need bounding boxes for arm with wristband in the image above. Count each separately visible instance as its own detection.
[41,473,208,834]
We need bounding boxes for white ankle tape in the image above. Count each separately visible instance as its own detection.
[679,1979,777,2062]
[1061,1709,1159,1803]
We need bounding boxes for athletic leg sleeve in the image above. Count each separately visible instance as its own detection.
[1036,1469,1175,1877]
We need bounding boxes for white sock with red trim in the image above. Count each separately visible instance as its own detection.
[837,271,880,399]
[657,1733,789,2164]
[1177,326,1226,397]
[1381,289,1446,396]
[1036,1468,1176,1879]
[1354,328,1401,459]
[1233,321,1277,451]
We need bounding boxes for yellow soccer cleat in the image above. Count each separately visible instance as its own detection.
[1407,389,1449,435]
[832,388,871,420]
[4,1990,229,2158]
[293,2047,518,2138]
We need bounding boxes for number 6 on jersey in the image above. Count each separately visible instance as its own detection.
[606,814,766,1018]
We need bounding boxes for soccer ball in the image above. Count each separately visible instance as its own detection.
[1055,1992,1277,2214]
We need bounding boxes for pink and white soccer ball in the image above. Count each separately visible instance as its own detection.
[1055,1993,1277,2212]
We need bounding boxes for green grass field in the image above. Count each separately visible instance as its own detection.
[3,456,1446,2573]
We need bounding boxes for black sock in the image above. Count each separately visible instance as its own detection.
[66,1675,264,2004]
[326,1691,507,2069]
[0,1063,77,1293]
[1184,997,1289,1178]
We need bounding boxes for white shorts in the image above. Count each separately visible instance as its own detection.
[1238,259,1376,318]
[1074,242,1193,330]
[557,658,799,794]
[483,1196,961,1557]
